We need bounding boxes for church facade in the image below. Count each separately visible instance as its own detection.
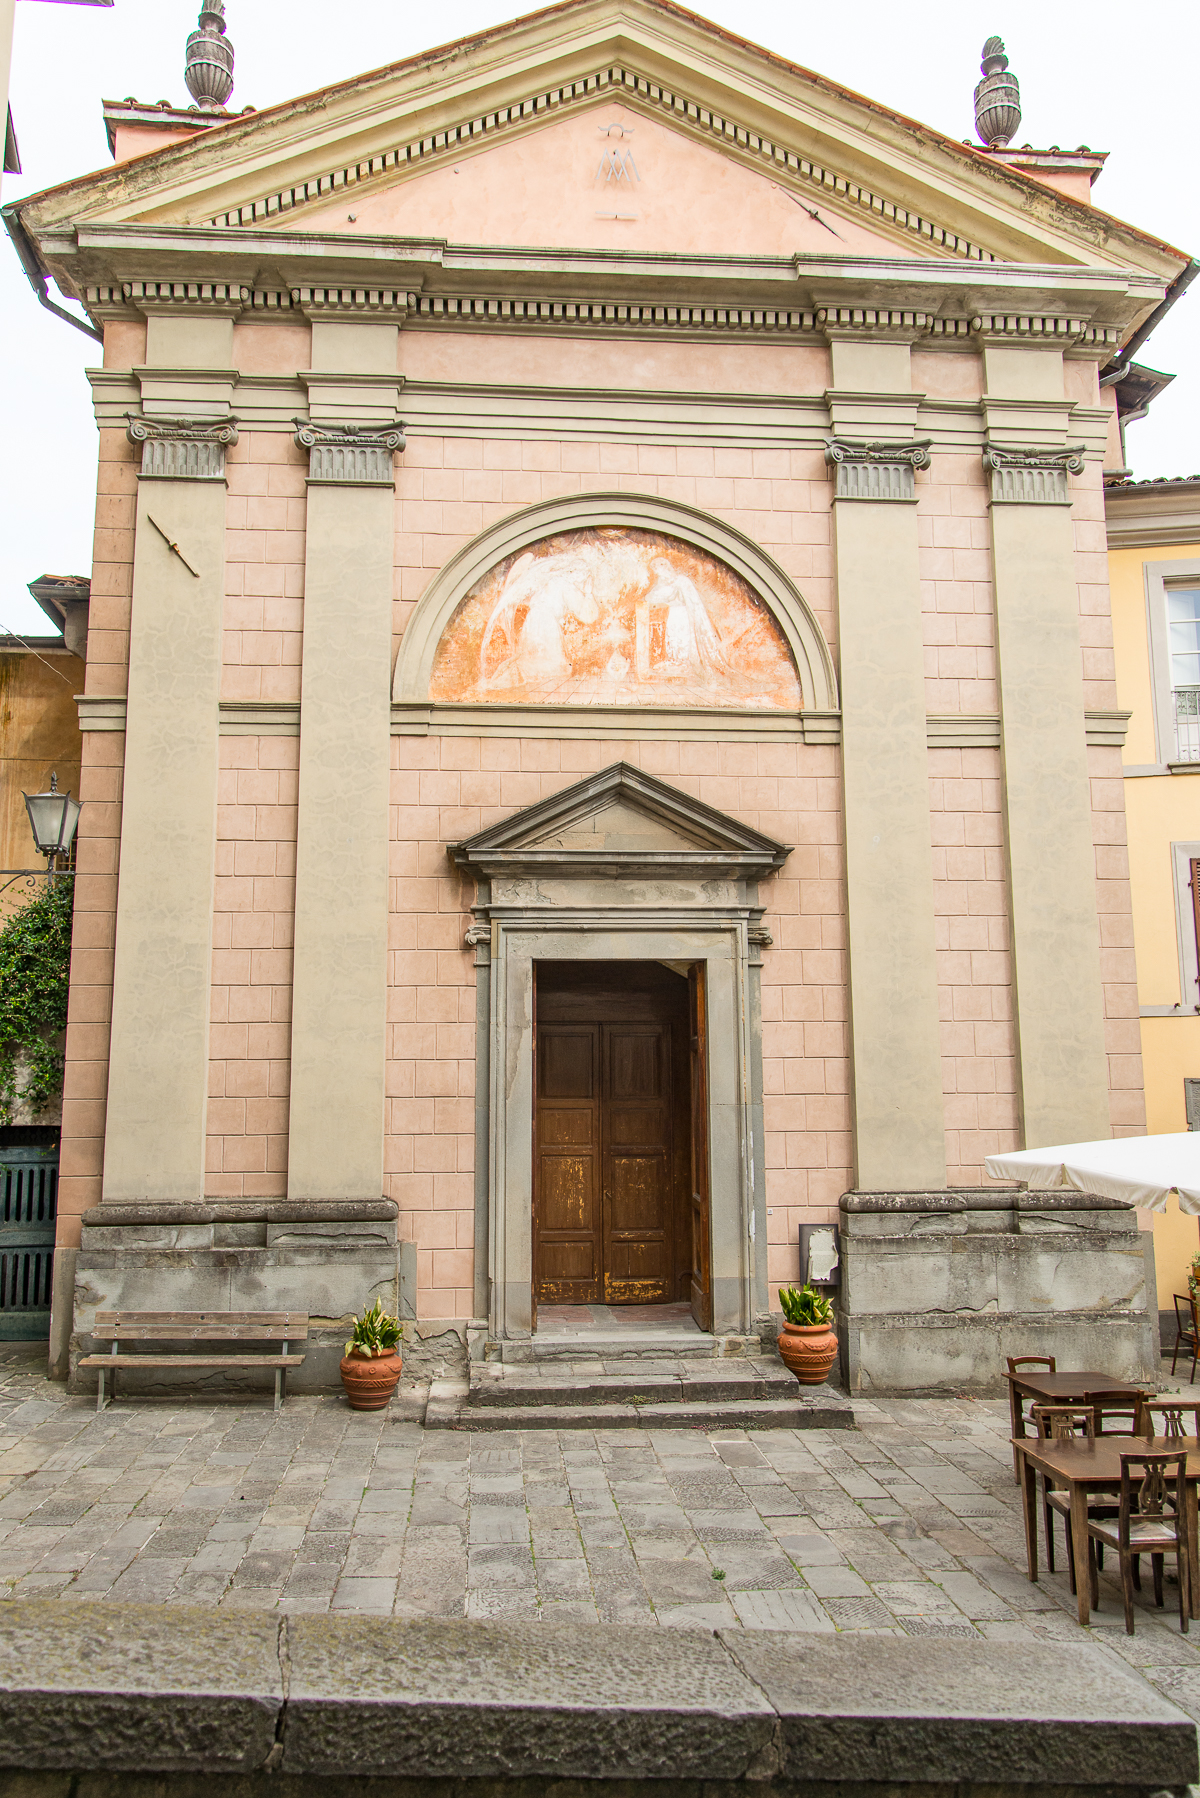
[11,0,1189,1380]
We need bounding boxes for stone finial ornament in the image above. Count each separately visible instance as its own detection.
[184,1,234,109]
[974,36,1021,147]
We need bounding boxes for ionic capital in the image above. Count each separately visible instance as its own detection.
[293,420,407,486]
[825,438,932,502]
[984,444,1085,505]
[126,414,239,480]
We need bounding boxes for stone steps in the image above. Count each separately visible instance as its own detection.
[469,1370,797,1406]
[443,1395,855,1431]
[417,1355,855,1431]
[514,1331,736,1362]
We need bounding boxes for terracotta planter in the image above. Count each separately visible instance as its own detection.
[777,1320,838,1386]
[339,1349,403,1410]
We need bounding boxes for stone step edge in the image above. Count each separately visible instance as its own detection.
[427,1398,856,1431]
[467,1378,799,1407]
[0,1600,1191,1787]
[497,1332,771,1362]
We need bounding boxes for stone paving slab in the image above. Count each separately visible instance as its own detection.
[1,1345,1200,1733]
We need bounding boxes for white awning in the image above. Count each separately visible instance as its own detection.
[985,1134,1200,1215]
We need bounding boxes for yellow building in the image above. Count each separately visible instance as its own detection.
[1107,473,1200,1334]
[0,578,86,899]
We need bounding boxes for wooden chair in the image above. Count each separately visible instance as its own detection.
[1138,1398,1200,1440]
[1086,1389,1142,1436]
[1007,1355,1056,1479]
[1032,1404,1096,1590]
[1087,1450,1190,1635]
[1170,1294,1199,1382]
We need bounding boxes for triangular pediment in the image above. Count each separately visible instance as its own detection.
[15,0,1186,290]
[293,100,908,262]
[450,763,790,879]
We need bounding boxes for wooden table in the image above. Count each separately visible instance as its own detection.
[1005,1369,1152,1477]
[1014,1434,1200,1627]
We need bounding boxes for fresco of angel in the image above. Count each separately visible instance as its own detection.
[638,557,728,684]
[478,551,600,691]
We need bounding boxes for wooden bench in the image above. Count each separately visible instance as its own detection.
[80,1312,308,1412]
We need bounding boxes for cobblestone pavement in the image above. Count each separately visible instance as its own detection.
[3,1345,1200,1724]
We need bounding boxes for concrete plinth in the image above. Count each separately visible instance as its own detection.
[68,1200,415,1395]
[838,1189,1159,1396]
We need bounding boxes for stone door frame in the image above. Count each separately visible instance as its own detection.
[452,761,789,1344]
[482,912,770,1343]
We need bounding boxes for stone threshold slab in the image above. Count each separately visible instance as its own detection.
[468,1372,799,1406]
[0,1602,1193,1792]
[444,1398,857,1431]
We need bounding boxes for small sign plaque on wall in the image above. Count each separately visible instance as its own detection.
[799,1224,840,1290]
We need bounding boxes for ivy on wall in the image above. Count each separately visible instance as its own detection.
[0,877,73,1124]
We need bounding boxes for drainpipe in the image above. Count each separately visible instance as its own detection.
[2,200,102,343]
[1100,257,1200,389]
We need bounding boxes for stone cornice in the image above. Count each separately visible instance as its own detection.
[52,227,1166,339]
[127,413,239,479]
[1105,480,1200,551]
[78,696,1129,751]
[87,371,1115,464]
[290,286,411,320]
[817,307,933,342]
[970,313,1123,357]
[124,279,250,319]
[293,419,406,485]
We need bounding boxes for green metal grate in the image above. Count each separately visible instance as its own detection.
[0,1145,56,1340]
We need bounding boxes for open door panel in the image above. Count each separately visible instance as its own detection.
[687,963,713,1331]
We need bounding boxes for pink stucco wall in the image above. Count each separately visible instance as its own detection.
[54,328,1140,1308]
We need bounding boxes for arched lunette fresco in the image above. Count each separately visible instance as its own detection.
[392,492,838,714]
[430,527,801,710]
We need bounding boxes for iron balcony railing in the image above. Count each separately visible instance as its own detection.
[1174,688,1200,763]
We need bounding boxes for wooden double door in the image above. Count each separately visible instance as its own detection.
[533,962,711,1326]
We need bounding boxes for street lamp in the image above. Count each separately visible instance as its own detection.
[23,772,80,879]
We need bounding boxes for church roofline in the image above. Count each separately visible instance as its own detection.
[7,0,1192,285]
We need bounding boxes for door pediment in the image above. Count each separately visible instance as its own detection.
[450,762,789,881]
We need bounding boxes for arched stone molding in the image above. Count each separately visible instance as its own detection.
[391,490,839,720]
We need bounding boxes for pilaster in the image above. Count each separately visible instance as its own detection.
[101,414,236,1202]
[287,397,404,1204]
[825,315,947,1188]
[980,332,1111,1143]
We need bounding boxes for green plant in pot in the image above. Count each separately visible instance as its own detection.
[1189,1252,1200,1300]
[776,1282,838,1386]
[339,1299,403,1410]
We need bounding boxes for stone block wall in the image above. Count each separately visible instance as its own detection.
[838,1189,1159,1396]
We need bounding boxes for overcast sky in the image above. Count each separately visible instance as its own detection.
[2,0,1196,634]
